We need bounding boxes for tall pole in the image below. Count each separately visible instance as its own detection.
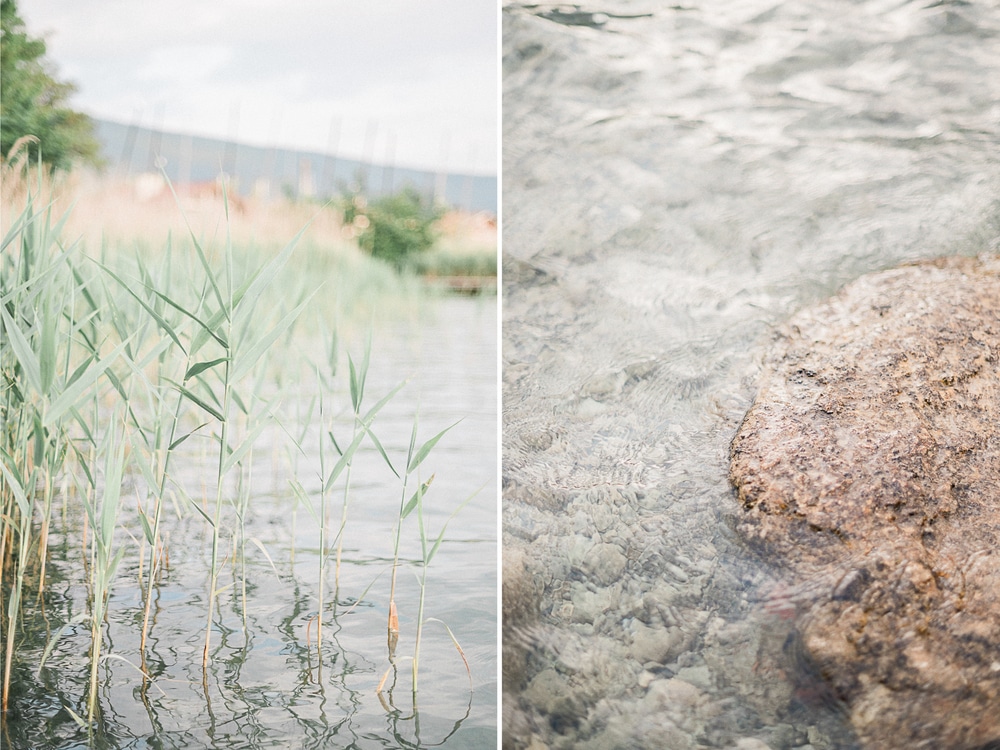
[434,131,450,207]
[380,130,396,196]
[321,116,341,198]
[360,118,378,193]
[223,100,241,188]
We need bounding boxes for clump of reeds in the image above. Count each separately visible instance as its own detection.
[1,160,478,732]
[290,335,404,666]
[2,153,132,714]
[2,165,319,717]
[371,415,475,702]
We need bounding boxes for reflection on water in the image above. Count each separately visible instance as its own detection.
[4,295,497,749]
[502,1,1000,748]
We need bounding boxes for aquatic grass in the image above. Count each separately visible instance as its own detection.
[290,347,403,666]
[384,415,456,664]
[82,411,127,723]
[1,167,489,744]
[1,175,132,713]
[146,176,319,671]
[334,337,371,591]
[410,481,476,694]
[358,407,470,709]
[0,170,311,706]
[375,461,475,703]
[228,387,287,634]
[120,313,199,671]
[96,223,223,675]
[1,193,72,606]
[0,452,35,714]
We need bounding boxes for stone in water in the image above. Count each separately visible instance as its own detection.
[730,256,1000,749]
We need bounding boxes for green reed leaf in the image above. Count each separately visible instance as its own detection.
[0,305,42,395]
[289,478,320,526]
[64,352,96,390]
[184,357,229,382]
[401,476,434,521]
[168,423,209,451]
[319,381,406,493]
[66,433,96,487]
[406,421,460,475]
[177,485,215,528]
[105,546,127,584]
[98,263,186,354]
[348,354,360,413]
[0,449,31,517]
[0,203,30,253]
[232,226,307,330]
[364,426,398,478]
[138,509,155,546]
[129,438,158,499]
[68,260,100,315]
[173,383,225,422]
[361,379,407,425]
[327,428,343,456]
[152,289,228,350]
[231,388,248,415]
[231,290,316,382]
[45,337,132,427]
[178,218,226,318]
[322,426,369,494]
[99,427,126,548]
[38,294,57,395]
[424,489,477,566]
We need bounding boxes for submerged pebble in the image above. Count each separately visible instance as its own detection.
[580,542,627,586]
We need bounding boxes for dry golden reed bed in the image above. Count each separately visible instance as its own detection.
[2,167,496,263]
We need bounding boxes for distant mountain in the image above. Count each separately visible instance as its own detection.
[92,118,497,214]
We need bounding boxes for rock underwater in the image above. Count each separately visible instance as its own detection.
[729,256,1000,750]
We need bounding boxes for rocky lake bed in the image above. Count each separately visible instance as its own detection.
[503,1,1000,747]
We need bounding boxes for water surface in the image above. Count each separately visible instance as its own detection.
[6,295,498,749]
[502,2,1000,747]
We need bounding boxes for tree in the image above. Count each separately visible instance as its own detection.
[1,0,99,171]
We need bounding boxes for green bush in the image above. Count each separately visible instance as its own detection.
[410,249,497,278]
[343,187,443,272]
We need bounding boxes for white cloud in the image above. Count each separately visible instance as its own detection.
[18,0,497,173]
[134,45,235,87]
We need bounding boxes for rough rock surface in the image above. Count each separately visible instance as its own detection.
[730,256,1000,749]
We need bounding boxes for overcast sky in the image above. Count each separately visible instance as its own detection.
[19,1,498,175]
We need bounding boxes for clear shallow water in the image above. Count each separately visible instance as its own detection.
[4,295,497,749]
[502,2,1000,748]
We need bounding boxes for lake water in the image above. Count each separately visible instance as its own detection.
[502,2,1000,748]
[5,294,498,749]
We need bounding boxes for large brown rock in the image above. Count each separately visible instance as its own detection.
[730,256,1000,749]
